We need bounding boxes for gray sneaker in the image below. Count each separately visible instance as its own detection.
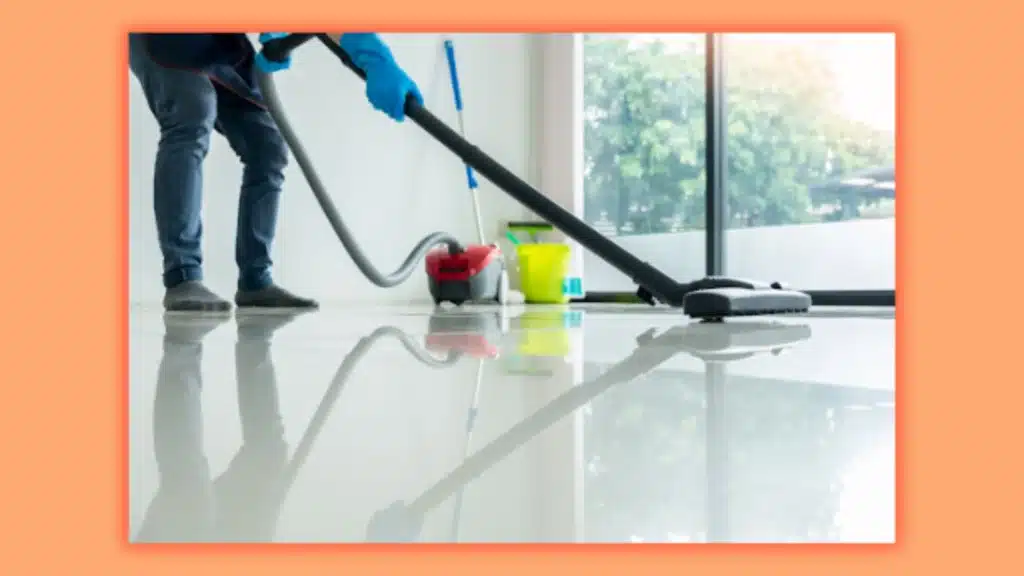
[163,281,233,313]
[235,284,319,310]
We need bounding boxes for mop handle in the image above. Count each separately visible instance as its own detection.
[443,39,478,191]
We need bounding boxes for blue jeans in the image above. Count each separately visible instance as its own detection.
[129,34,287,291]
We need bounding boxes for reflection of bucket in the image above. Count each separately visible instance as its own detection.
[517,243,571,304]
[515,309,581,358]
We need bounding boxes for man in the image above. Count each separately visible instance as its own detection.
[129,33,423,312]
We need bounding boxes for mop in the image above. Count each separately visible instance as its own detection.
[443,38,525,306]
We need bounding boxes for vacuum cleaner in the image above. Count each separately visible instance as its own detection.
[255,34,813,320]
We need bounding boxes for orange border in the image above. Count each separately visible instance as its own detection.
[2,0,1018,573]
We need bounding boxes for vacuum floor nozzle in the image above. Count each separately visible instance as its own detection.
[683,287,813,320]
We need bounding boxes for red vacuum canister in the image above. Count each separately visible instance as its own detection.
[424,244,506,306]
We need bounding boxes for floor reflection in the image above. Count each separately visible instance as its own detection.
[130,305,894,544]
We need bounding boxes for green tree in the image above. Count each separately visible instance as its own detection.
[583,35,706,234]
[582,34,895,235]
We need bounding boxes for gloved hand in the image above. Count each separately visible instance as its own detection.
[255,32,293,73]
[339,33,423,122]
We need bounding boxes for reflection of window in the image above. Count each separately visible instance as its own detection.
[581,364,895,543]
[581,366,708,542]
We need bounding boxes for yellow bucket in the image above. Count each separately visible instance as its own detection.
[516,243,571,304]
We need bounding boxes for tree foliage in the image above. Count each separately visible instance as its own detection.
[583,34,895,236]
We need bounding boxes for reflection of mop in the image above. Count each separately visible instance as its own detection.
[448,358,484,541]
[422,308,502,541]
[442,37,523,305]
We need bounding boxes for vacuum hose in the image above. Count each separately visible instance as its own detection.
[254,58,465,288]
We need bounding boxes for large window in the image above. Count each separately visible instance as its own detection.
[581,34,707,292]
[574,33,895,299]
[722,34,895,290]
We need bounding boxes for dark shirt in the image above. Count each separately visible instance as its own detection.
[138,33,264,107]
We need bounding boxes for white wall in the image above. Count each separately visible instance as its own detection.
[130,34,533,304]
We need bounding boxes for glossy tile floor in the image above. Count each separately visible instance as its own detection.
[129,303,895,544]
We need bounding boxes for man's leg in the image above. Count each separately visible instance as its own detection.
[214,99,318,309]
[128,34,231,312]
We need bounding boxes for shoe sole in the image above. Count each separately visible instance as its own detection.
[234,302,320,310]
[164,301,234,313]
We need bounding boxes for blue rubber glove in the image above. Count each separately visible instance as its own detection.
[339,33,423,122]
[255,32,293,73]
